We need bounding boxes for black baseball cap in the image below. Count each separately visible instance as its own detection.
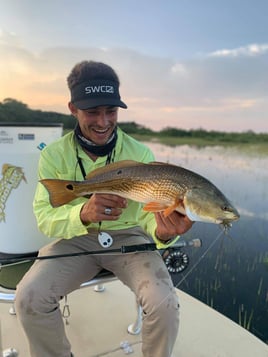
[70,79,127,109]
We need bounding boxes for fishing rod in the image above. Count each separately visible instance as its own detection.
[0,239,202,274]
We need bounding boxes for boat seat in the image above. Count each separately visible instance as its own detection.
[0,251,142,336]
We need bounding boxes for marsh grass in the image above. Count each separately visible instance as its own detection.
[172,217,268,344]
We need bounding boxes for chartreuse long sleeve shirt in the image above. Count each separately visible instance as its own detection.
[33,127,171,248]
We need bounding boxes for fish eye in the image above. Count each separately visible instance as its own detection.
[222,205,230,211]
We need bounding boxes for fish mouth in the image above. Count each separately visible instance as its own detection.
[216,212,240,225]
[218,216,239,224]
[219,214,240,228]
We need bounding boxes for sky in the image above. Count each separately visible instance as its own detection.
[0,0,268,133]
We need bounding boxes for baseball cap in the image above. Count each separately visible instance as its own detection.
[70,79,127,109]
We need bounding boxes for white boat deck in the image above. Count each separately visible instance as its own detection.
[1,280,267,357]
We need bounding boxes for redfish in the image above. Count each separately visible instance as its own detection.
[41,160,240,227]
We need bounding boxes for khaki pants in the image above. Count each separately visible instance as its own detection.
[15,227,179,357]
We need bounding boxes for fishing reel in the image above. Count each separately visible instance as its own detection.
[162,248,189,274]
[162,238,202,274]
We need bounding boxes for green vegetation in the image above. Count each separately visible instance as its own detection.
[1,98,268,152]
[120,122,268,155]
[0,98,74,129]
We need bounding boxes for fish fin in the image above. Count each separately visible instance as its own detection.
[163,197,184,217]
[40,179,78,207]
[163,205,177,217]
[143,198,184,217]
[85,160,144,180]
[143,202,169,212]
[164,197,185,217]
[149,161,178,167]
[149,161,167,165]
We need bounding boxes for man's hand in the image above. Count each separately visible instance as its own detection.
[80,194,127,224]
[155,211,194,242]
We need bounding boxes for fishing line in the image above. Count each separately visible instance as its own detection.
[215,225,237,271]
[175,230,223,289]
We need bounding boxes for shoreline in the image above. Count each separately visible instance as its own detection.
[130,134,268,156]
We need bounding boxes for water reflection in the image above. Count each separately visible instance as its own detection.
[146,142,268,343]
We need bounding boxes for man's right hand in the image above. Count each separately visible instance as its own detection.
[80,193,128,224]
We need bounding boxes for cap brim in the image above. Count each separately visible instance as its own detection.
[74,98,127,110]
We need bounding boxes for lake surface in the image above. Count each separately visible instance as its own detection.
[146,142,268,344]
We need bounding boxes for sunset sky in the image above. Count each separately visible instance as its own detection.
[1,0,268,132]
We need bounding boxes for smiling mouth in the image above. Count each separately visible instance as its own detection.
[93,128,110,134]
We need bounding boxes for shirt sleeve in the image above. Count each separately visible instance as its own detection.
[33,146,89,239]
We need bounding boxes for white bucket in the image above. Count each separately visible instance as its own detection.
[0,123,63,253]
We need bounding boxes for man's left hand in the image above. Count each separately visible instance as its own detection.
[155,211,194,242]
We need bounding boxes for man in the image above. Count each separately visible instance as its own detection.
[15,60,193,357]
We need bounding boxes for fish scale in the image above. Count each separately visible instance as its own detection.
[41,160,240,226]
[80,169,182,204]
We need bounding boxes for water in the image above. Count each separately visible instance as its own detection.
[147,142,268,344]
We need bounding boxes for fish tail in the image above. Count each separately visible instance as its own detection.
[40,179,78,207]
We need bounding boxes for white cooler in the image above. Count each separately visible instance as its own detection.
[0,123,63,253]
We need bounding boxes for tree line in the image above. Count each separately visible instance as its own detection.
[1,98,267,143]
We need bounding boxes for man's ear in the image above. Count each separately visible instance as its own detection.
[68,102,78,116]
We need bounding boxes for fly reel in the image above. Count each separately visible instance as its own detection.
[162,247,189,274]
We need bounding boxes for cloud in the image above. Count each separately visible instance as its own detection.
[170,63,188,76]
[0,29,21,47]
[238,207,268,221]
[208,43,268,58]
[0,34,267,132]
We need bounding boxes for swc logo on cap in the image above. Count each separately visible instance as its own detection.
[84,85,115,95]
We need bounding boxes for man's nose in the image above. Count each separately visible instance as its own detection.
[96,111,109,125]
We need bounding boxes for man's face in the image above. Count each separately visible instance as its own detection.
[69,104,118,145]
